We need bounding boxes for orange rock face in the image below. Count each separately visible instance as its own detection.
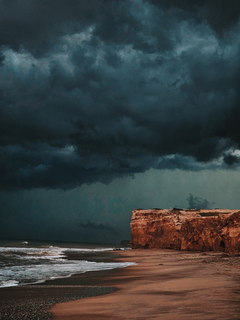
[130,209,240,253]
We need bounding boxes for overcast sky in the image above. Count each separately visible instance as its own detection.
[1,0,240,244]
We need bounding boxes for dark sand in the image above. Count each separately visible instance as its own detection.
[1,249,240,319]
[51,249,240,320]
[0,284,117,320]
[0,251,120,320]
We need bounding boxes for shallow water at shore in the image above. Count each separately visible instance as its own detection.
[0,239,133,288]
[0,241,131,320]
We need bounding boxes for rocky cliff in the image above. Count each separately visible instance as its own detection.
[130,209,240,253]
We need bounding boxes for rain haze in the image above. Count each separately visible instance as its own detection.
[1,0,240,244]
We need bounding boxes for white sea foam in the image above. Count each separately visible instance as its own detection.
[0,260,135,287]
[0,280,19,288]
[0,244,135,288]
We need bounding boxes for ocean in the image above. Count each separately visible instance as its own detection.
[0,239,134,288]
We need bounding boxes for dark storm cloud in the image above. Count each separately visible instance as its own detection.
[0,0,107,56]
[186,193,215,210]
[146,0,240,36]
[223,152,240,166]
[0,0,148,57]
[1,0,240,190]
[79,219,120,235]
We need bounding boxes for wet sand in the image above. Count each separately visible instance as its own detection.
[0,251,120,320]
[51,249,240,320]
[0,284,117,320]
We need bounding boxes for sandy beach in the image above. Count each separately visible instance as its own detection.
[51,249,240,320]
[1,249,240,319]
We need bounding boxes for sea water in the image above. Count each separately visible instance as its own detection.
[0,239,134,288]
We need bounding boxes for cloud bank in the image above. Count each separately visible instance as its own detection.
[1,0,240,190]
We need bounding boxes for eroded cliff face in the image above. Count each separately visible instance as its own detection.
[130,209,240,253]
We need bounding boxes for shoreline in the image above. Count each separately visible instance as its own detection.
[51,249,240,320]
[1,249,240,319]
[0,250,127,320]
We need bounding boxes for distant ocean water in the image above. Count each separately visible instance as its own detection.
[0,239,134,288]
